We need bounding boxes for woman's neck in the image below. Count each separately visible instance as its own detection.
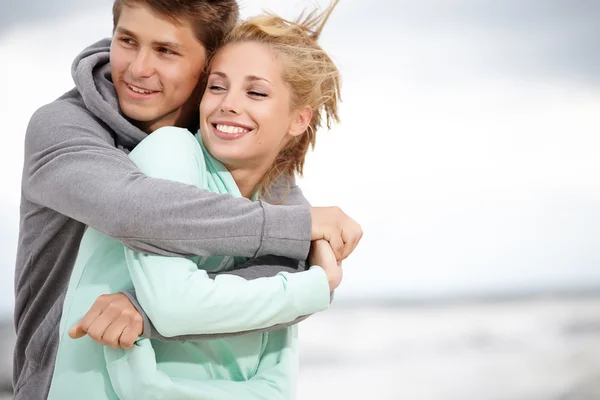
[228,165,268,199]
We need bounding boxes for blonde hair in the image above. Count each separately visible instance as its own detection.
[217,0,341,199]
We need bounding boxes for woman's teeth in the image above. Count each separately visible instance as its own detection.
[216,124,250,134]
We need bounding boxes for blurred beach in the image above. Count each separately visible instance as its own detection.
[2,295,600,400]
[297,296,600,400]
[2,1,600,399]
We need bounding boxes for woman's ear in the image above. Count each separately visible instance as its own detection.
[288,106,313,137]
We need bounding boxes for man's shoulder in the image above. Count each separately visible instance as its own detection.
[29,89,90,127]
[265,176,310,207]
[26,91,112,146]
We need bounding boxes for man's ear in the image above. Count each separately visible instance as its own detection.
[288,106,313,137]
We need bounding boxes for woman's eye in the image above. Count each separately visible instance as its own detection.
[209,85,226,91]
[248,91,267,97]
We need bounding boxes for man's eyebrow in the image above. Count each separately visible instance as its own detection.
[153,40,184,51]
[114,27,184,51]
[115,27,137,37]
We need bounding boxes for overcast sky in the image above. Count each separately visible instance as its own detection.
[1,0,600,317]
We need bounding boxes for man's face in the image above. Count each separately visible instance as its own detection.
[110,3,207,133]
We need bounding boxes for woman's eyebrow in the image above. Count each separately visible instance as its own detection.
[210,71,228,78]
[246,75,271,84]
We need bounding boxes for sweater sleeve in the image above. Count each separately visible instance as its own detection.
[22,102,311,260]
[126,251,330,336]
[105,328,298,400]
[129,255,334,340]
[120,127,329,337]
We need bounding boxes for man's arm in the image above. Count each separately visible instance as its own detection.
[63,126,323,344]
[23,103,310,260]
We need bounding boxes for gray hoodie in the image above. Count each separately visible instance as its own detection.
[13,39,314,399]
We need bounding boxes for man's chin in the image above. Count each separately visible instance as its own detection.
[119,104,160,124]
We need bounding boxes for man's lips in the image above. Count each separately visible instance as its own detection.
[124,82,160,99]
[126,82,158,93]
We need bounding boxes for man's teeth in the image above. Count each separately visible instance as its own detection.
[129,85,153,94]
[216,124,250,134]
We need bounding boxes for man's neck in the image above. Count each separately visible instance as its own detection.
[133,94,201,134]
[134,110,198,134]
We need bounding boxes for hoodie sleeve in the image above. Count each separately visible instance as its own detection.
[22,101,311,260]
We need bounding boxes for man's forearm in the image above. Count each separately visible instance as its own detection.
[24,105,311,260]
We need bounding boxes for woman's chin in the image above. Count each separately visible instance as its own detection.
[209,149,244,168]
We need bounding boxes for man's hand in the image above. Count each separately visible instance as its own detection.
[310,206,363,261]
[310,240,343,292]
[68,293,143,350]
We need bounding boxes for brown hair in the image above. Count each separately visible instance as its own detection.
[112,0,239,55]
[217,0,341,199]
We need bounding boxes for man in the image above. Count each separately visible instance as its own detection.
[13,0,362,398]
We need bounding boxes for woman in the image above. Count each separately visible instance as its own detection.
[48,1,344,399]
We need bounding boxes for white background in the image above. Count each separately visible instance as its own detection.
[1,0,600,318]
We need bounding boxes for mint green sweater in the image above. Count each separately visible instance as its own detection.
[47,127,331,399]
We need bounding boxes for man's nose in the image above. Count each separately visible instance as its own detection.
[129,48,154,79]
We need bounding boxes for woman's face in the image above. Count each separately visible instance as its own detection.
[199,41,304,171]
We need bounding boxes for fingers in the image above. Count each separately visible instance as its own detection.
[68,324,87,339]
[309,239,335,268]
[100,316,129,350]
[100,312,142,350]
[327,259,344,291]
[309,206,362,261]
[120,320,143,350]
[86,304,122,345]
[68,294,110,339]
[327,232,345,261]
[340,221,363,260]
[68,293,143,349]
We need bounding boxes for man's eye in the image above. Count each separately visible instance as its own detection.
[158,47,175,55]
[120,38,135,45]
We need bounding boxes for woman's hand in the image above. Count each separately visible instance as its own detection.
[309,239,343,292]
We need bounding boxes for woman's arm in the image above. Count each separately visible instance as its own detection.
[126,250,329,336]
[124,127,330,337]
[105,328,298,400]
[134,255,335,340]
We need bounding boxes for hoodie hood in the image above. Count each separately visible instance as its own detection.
[71,38,148,149]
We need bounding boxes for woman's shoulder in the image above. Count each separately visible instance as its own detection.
[128,127,206,185]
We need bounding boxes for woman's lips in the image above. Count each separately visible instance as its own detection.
[211,123,253,140]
